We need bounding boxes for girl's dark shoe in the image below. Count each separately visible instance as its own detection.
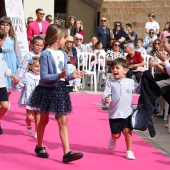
[0,125,3,135]
[62,151,83,163]
[34,146,49,158]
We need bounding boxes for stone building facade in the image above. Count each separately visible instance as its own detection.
[101,0,170,39]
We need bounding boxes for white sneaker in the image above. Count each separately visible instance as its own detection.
[34,132,37,139]
[26,125,32,134]
[108,137,116,150]
[126,151,135,160]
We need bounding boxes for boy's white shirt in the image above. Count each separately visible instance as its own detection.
[102,78,140,119]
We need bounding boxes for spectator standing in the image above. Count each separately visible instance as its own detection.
[76,19,85,43]
[124,23,137,48]
[67,16,77,37]
[26,17,33,27]
[159,22,170,41]
[45,15,53,24]
[94,17,110,51]
[112,22,127,51]
[27,8,50,41]
[145,12,160,38]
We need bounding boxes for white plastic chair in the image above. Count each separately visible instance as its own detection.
[77,52,97,92]
[96,53,106,88]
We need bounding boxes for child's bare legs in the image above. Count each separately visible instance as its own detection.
[112,133,121,140]
[122,128,132,151]
[25,109,35,133]
[56,115,70,155]
[26,109,35,125]
[122,128,135,159]
[0,101,9,119]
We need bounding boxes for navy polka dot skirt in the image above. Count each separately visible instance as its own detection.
[27,81,72,115]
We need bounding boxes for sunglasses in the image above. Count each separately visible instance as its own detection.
[39,13,45,16]
[1,24,10,27]
[114,44,120,47]
[154,42,160,45]
[101,20,106,22]
[76,38,82,41]
[149,32,154,34]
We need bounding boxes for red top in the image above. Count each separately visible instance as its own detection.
[77,30,85,43]
[126,51,144,64]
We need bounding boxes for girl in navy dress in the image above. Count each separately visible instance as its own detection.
[27,24,85,163]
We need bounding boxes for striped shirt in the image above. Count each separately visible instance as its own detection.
[102,78,139,119]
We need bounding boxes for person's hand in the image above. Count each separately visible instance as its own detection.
[97,51,100,56]
[72,69,86,78]
[155,50,168,62]
[59,68,66,79]
[8,49,12,53]
[11,74,20,84]
[124,29,129,34]
[105,94,111,104]
[150,60,159,67]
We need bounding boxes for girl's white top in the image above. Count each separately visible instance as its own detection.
[15,71,40,105]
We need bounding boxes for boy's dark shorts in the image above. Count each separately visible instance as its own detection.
[0,87,8,101]
[109,115,133,134]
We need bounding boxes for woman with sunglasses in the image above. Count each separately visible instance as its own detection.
[105,40,124,73]
[159,22,170,41]
[143,29,157,54]
[112,22,127,50]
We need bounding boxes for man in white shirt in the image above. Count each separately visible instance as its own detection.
[145,12,160,38]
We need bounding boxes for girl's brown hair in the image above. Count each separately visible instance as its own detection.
[0,16,16,41]
[44,24,68,48]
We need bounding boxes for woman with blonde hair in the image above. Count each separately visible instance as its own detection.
[76,19,85,43]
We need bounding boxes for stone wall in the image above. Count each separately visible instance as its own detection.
[101,0,170,39]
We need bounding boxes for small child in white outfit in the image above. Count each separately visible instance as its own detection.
[102,58,140,160]
[14,57,40,139]
[90,41,105,71]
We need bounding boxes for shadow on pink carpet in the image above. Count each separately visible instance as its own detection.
[0,92,169,170]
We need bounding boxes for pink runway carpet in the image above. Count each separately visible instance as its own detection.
[0,92,169,170]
